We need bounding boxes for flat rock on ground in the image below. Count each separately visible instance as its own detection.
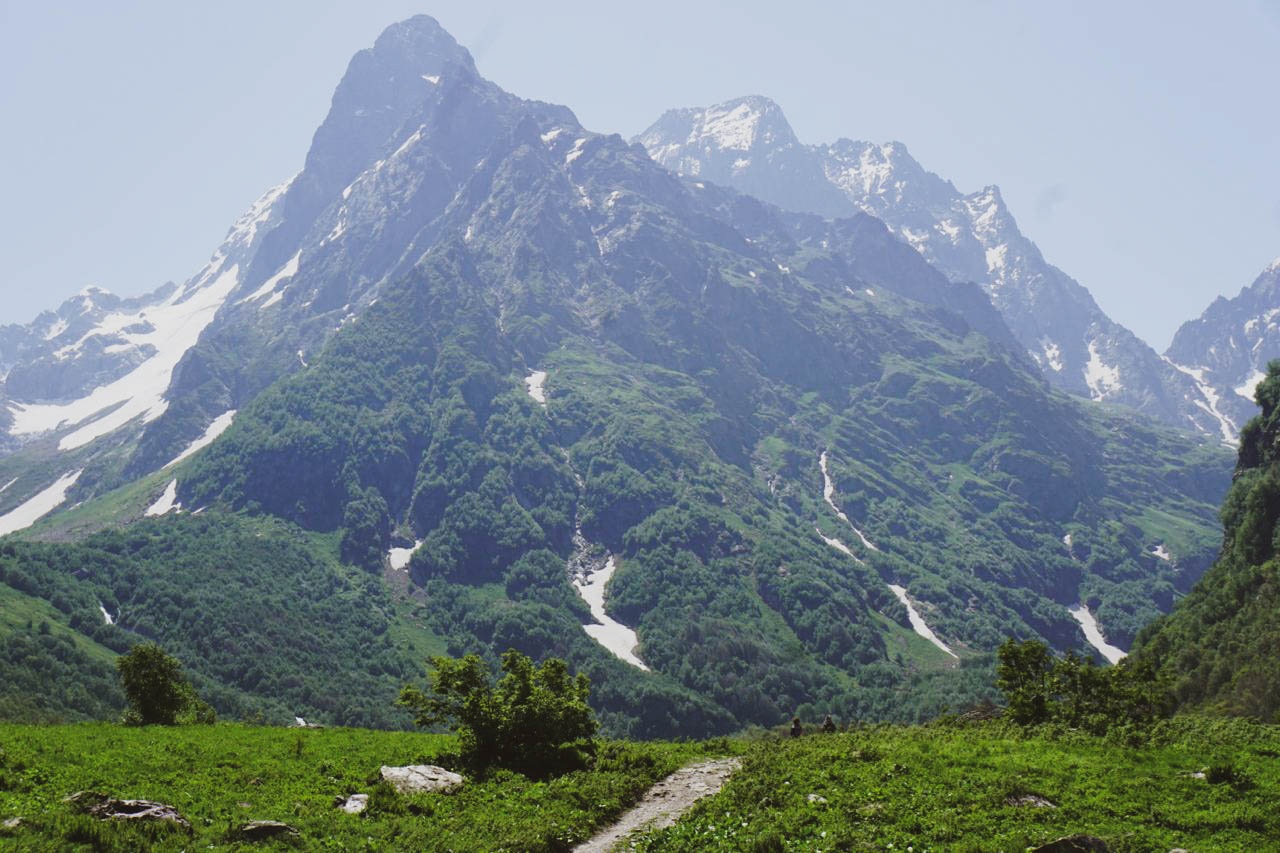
[64,791,190,829]
[574,757,741,852]
[380,764,465,795]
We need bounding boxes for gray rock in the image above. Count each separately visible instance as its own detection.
[3,816,22,829]
[339,793,369,814]
[239,820,298,841]
[1006,794,1056,808]
[379,764,465,795]
[65,791,191,828]
[806,793,827,804]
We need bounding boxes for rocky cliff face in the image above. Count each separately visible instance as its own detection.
[1163,259,1280,441]
[636,97,1228,439]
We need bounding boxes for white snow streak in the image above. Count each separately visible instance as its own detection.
[144,479,181,517]
[99,603,116,625]
[0,478,17,495]
[888,584,957,658]
[1068,604,1127,664]
[237,252,300,305]
[1165,359,1237,444]
[0,470,82,536]
[819,452,878,550]
[816,527,863,563]
[1151,544,1172,562]
[573,557,648,670]
[165,410,237,469]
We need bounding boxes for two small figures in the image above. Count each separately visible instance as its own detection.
[790,714,838,737]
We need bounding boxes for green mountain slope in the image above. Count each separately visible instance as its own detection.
[1134,362,1280,719]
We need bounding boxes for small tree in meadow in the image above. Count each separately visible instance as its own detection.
[116,642,214,725]
[398,649,597,777]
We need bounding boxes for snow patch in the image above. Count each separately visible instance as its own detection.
[99,603,115,625]
[1234,368,1267,403]
[573,557,648,670]
[165,410,236,468]
[388,540,423,571]
[0,470,82,536]
[1068,604,1127,664]
[524,370,547,406]
[888,584,957,658]
[565,138,588,165]
[0,478,17,495]
[1151,544,1172,562]
[819,452,878,551]
[1083,341,1123,400]
[144,479,181,517]
[1040,338,1064,372]
[422,74,440,85]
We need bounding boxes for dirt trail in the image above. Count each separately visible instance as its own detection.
[573,757,741,852]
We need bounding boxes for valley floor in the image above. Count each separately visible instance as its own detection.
[1,717,1275,851]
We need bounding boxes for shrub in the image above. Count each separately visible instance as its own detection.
[115,643,213,726]
[398,649,597,777]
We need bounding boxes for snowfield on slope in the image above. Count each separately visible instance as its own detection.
[1068,604,1127,664]
[4,179,288,452]
[165,410,237,468]
[144,480,181,516]
[0,470,83,536]
[573,556,649,670]
[888,584,958,658]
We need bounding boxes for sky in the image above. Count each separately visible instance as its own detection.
[1,1,1277,350]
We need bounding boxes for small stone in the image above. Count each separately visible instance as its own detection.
[379,764,465,795]
[3,817,22,830]
[807,793,828,804]
[1031,835,1109,853]
[340,793,369,814]
[239,820,298,841]
[1006,794,1056,808]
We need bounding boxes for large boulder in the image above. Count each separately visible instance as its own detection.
[379,764,465,795]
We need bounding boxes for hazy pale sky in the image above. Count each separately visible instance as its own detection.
[1,1,1277,350]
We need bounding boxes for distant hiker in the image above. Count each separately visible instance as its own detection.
[790,717,803,738]
[822,714,836,733]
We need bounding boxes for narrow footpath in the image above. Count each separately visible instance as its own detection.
[573,757,742,852]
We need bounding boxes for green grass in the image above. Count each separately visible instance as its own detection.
[635,716,1280,851]
[0,722,720,851]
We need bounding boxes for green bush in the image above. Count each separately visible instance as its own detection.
[116,643,213,726]
[398,649,597,777]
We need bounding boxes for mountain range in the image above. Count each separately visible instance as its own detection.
[0,15,1269,734]
[637,96,1279,443]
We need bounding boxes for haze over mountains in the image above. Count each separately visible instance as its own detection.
[637,96,1280,442]
[0,15,1271,732]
